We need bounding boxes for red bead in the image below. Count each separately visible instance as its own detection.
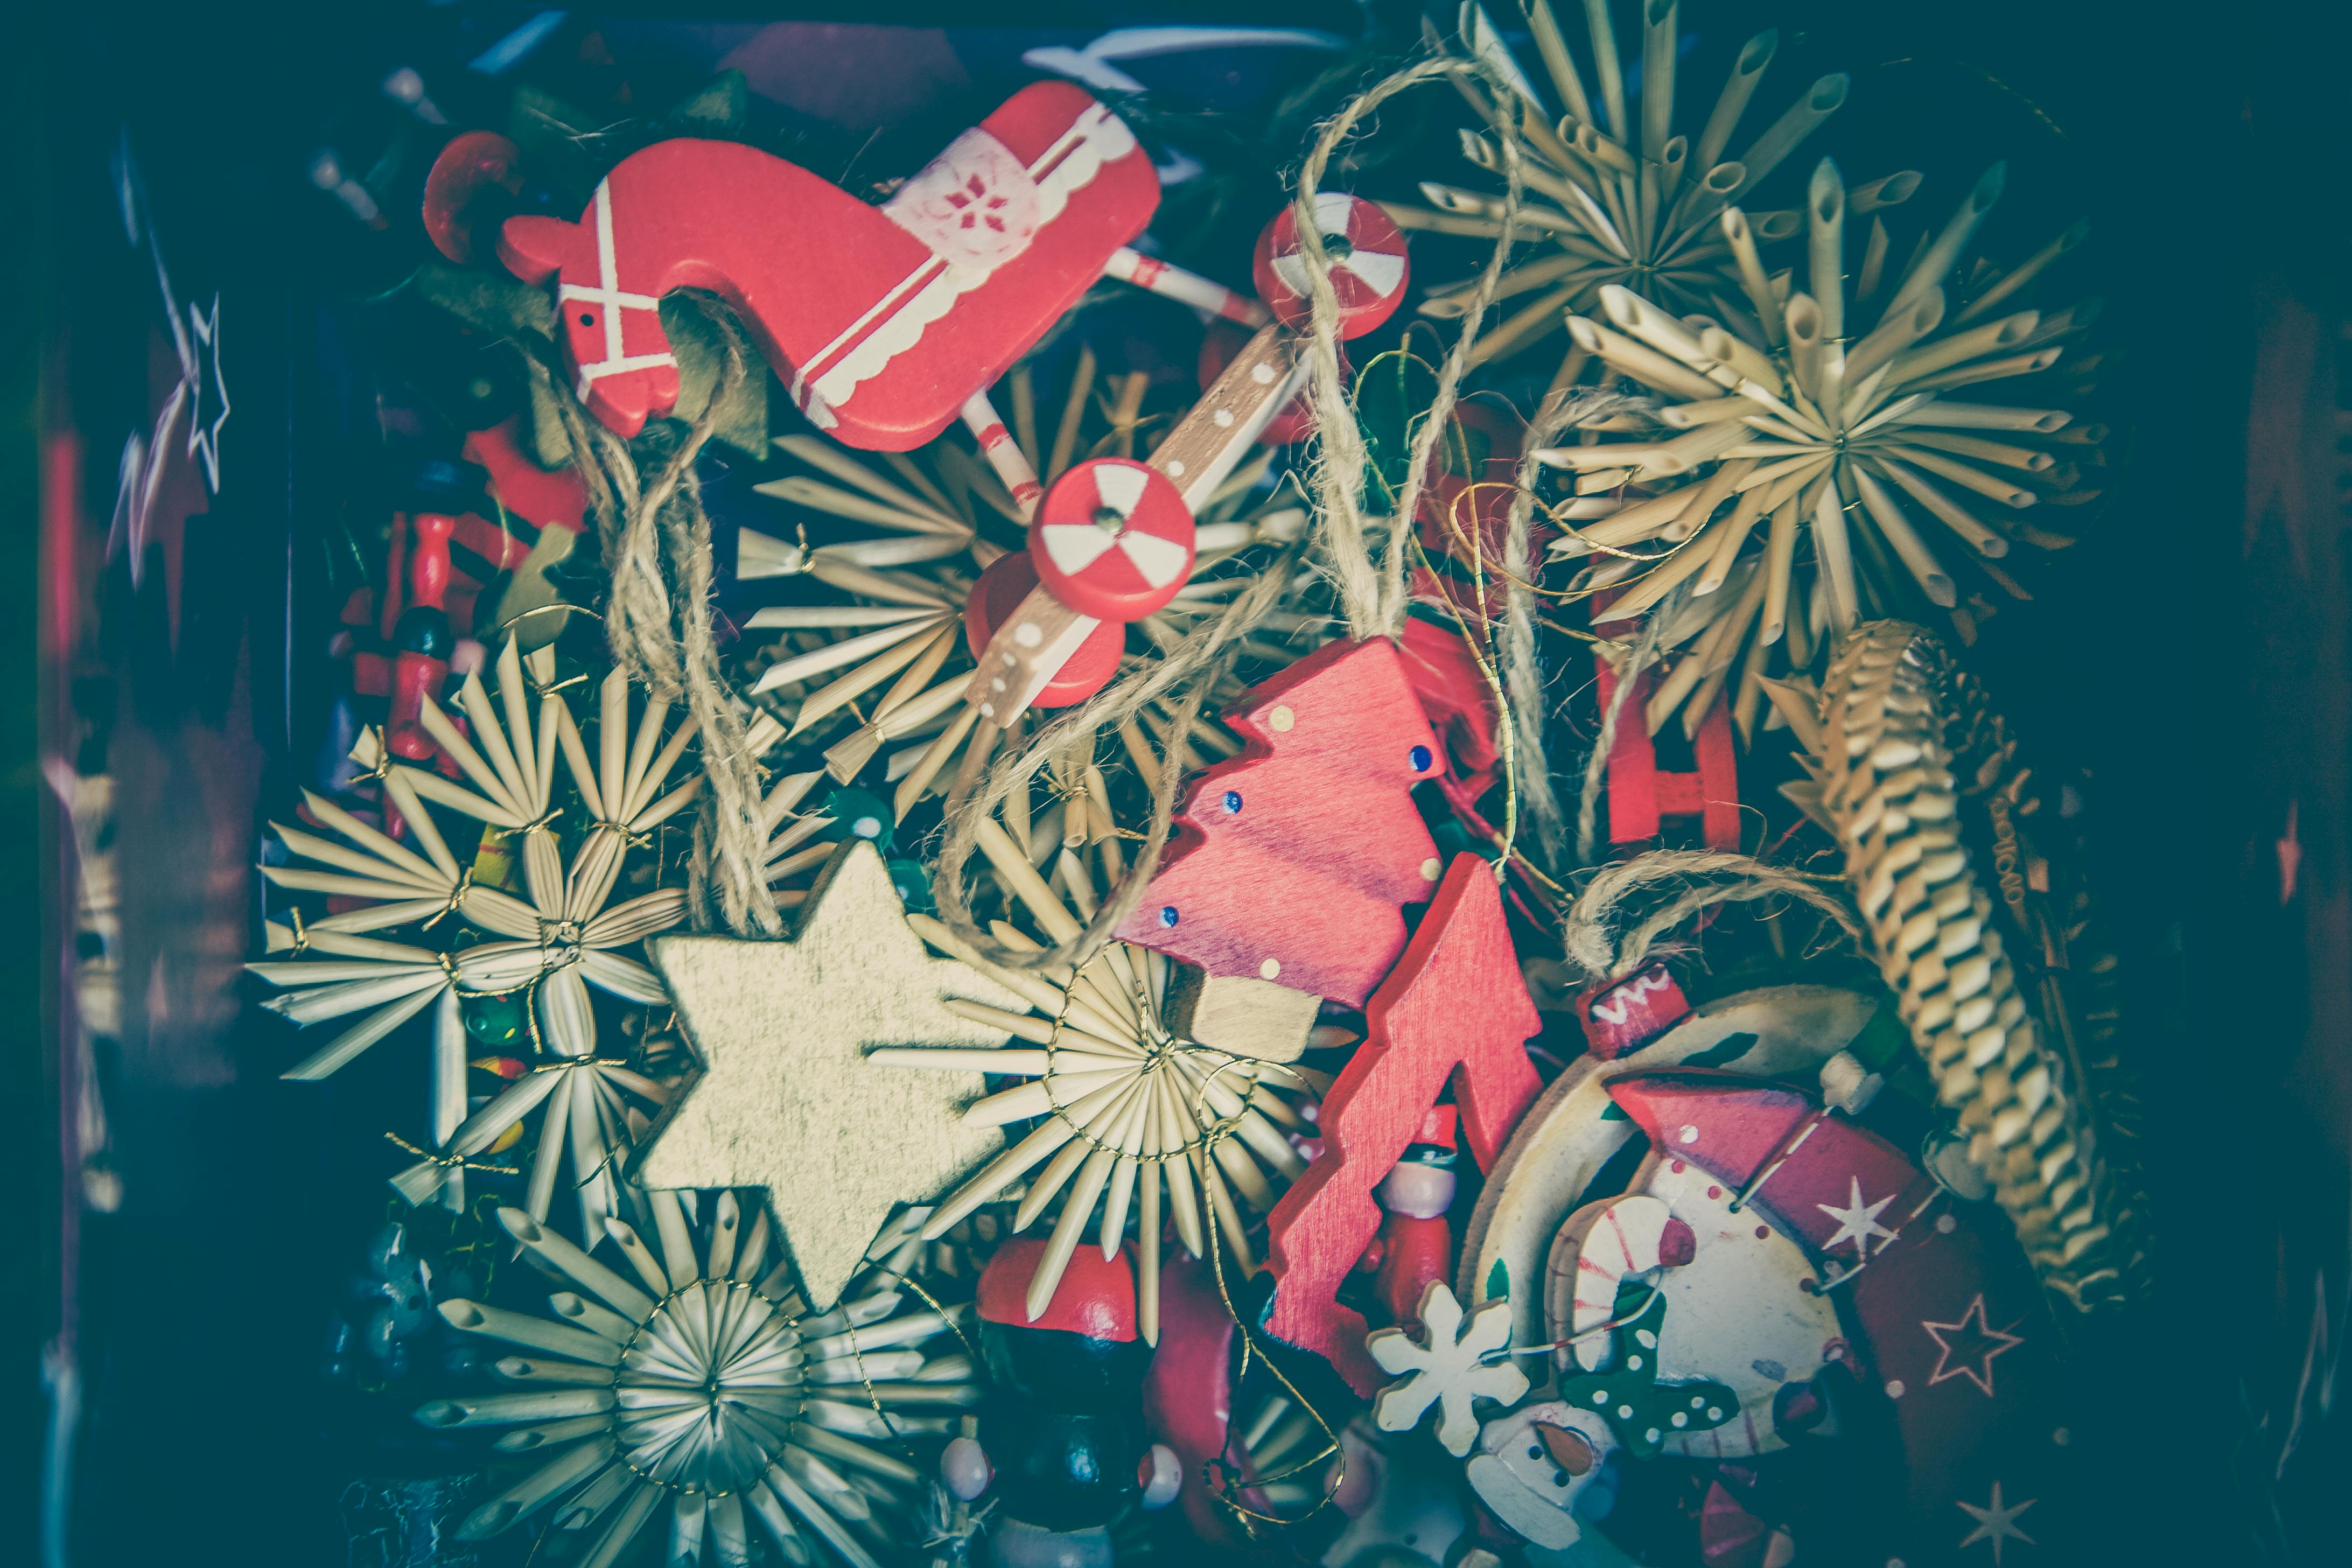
[1252,194,1410,339]
[965,553,1121,707]
[1028,458,1195,621]
[422,131,523,264]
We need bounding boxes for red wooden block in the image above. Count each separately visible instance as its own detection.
[1264,854,1542,1394]
[1591,654,1742,849]
[1394,615,1502,821]
[1576,962,1692,1059]
[1115,638,1444,1007]
[499,82,1159,445]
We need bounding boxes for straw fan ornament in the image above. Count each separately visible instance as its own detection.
[1403,1,1859,373]
[418,1193,978,1568]
[877,822,1324,1346]
[1542,156,2104,736]
[249,639,698,1230]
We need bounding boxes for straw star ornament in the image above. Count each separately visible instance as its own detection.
[1408,1,1863,373]
[636,841,1027,1312]
[1543,157,2105,736]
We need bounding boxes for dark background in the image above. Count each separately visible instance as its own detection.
[6,2,2340,1564]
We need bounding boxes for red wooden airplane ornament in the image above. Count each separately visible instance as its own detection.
[964,201,1404,731]
[1264,854,1542,1394]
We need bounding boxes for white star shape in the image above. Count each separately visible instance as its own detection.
[1367,1282,1530,1456]
[1816,1174,1898,1258]
[1957,1480,2037,1565]
[184,293,229,493]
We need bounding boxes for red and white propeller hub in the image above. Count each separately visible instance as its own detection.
[1252,193,1410,339]
[1029,457,1196,622]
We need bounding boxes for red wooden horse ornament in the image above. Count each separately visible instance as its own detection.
[498,82,1159,445]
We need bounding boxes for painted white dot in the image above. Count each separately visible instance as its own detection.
[2052,1427,2071,1447]
[1884,1379,1905,1399]
[1671,1412,1688,1428]
[1644,1428,1661,1444]
[1013,623,1043,648]
[1678,1125,1700,1145]
[1000,652,1018,667]
[1635,1329,1656,1349]
[1888,1559,1907,1568]
[1268,705,1296,732]
[1259,958,1282,981]
[1166,459,1186,478]
[1251,363,1277,384]
[1591,1390,1608,1405]
[1705,1407,1722,1421]
[1420,857,1441,880]
[990,678,1009,693]
[1213,409,1235,428]
[978,703,996,718]
[852,816,883,838]
[1690,1396,1705,1408]
[1936,1213,1957,1234]
[1626,1354,1642,1370]
[1617,1404,1634,1419]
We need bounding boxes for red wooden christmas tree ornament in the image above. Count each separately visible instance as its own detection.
[499,81,1158,444]
[1115,637,1445,1010]
[1264,854,1543,1394]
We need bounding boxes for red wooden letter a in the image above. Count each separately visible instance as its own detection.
[1263,855,1542,1394]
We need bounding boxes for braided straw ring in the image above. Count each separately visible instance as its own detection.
[1816,620,2147,1309]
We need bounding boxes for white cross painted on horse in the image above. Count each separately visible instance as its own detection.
[557,181,676,400]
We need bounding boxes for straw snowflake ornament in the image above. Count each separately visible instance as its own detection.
[421,1193,977,1568]
[1544,156,2104,734]
[876,818,1321,1346]
[250,639,699,1230]
[1403,1,1862,374]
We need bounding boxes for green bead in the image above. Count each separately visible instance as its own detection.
[463,992,529,1046]
[886,858,935,915]
[821,788,895,852]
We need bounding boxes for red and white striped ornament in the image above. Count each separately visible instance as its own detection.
[1252,193,1410,339]
[1028,457,1195,621]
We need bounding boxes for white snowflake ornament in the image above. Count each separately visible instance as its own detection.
[1368,1280,1531,1456]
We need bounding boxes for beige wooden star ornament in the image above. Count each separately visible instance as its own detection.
[634,840,1025,1310]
